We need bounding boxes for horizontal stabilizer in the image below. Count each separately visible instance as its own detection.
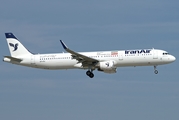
[3,56,22,62]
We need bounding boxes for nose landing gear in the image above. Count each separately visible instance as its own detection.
[154,66,158,74]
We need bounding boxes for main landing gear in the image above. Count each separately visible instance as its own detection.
[86,70,94,78]
[154,66,158,74]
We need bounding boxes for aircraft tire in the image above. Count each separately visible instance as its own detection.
[86,70,91,76]
[89,72,94,78]
[154,70,158,74]
[86,70,94,78]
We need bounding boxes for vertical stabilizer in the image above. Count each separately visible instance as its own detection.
[5,33,32,57]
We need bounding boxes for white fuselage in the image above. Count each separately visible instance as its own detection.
[4,32,176,78]
[5,49,175,70]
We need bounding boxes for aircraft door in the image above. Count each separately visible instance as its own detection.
[31,55,35,65]
[118,52,123,60]
[153,50,158,59]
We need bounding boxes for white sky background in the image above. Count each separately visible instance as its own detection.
[0,0,179,120]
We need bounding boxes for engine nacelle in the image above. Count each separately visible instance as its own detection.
[103,69,117,74]
[98,60,117,74]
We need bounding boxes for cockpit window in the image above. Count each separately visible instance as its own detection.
[163,53,169,55]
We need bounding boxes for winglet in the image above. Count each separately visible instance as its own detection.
[5,33,18,39]
[60,40,68,49]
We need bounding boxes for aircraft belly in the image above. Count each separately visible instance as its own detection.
[36,60,76,69]
[116,56,161,67]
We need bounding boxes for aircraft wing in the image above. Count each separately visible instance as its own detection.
[60,40,99,67]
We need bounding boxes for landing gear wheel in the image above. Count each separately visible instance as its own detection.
[86,71,91,76]
[154,66,158,74]
[89,72,94,78]
[86,70,94,78]
[154,70,158,74]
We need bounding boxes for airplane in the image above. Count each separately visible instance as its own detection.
[3,33,176,78]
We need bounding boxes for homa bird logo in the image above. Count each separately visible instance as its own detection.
[105,62,109,67]
[9,43,18,51]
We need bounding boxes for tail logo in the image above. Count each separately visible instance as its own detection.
[9,43,18,51]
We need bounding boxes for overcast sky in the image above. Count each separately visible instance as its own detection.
[0,0,179,120]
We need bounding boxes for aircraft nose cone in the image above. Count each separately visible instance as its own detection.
[170,56,176,62]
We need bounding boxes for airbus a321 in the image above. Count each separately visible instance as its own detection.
[3,33,176,78]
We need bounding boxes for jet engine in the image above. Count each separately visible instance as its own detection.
[97,60,117,74]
